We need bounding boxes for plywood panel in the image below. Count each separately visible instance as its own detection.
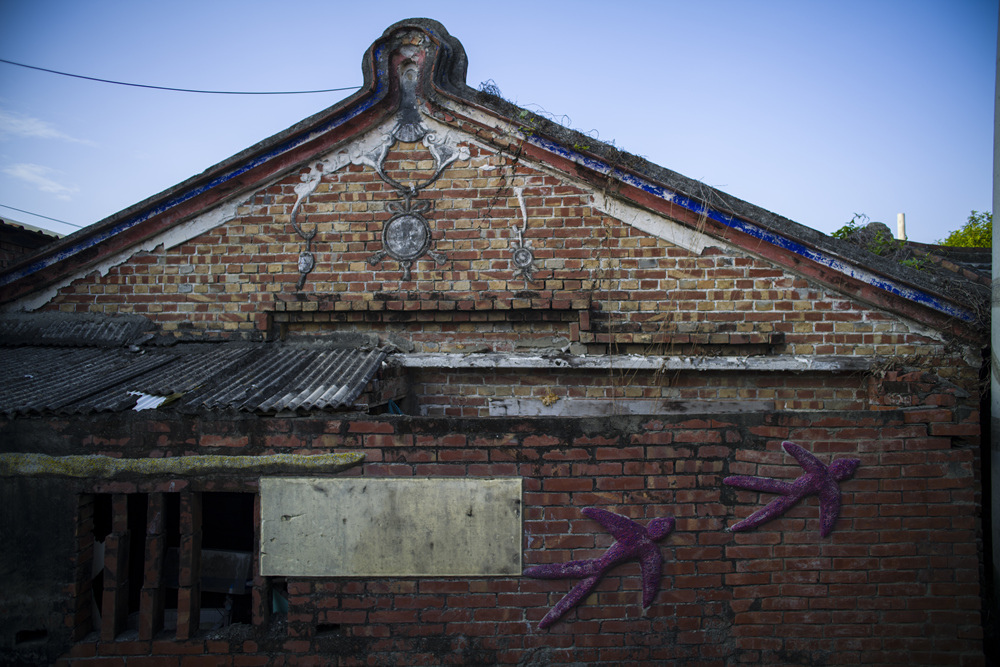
[259,477,522,577]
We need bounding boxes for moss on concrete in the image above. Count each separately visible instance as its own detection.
[0,451,364,478]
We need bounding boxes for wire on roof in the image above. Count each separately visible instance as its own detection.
[0,58,362,95]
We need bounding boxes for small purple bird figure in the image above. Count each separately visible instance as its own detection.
[523,507,674,629]
[724,441,860,537]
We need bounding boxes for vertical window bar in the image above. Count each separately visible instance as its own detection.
[176,491,201,640]
[138,493,166,640]
[251,492,270,627]
[100,494,130,641]
[71,494,95,640]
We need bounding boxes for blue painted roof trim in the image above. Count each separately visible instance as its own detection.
[527,134,974,323]
[0,44,390,290]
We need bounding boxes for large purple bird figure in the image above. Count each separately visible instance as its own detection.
[724,441,860,537]
[523,507,674,629]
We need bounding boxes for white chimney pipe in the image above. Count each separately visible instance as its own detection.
[896,213,906,241]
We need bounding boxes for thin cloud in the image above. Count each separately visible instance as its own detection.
[3,163,79,200]
[0,109,95,145]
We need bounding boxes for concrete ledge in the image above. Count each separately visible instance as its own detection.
[490,398,774,417]
[396,353,872,373]
[0,452,365,478]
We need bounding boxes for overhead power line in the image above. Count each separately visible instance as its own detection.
[0,58,361,95]
[0,204,82,228]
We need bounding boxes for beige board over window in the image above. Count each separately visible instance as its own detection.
[259,477,523,577]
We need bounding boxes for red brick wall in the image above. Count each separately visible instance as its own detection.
[35,408,982,666]
[409,368,875,417]
[34,136,981,423]
[38,141,967,360]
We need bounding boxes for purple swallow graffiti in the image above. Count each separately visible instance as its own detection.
[724,441,860,537]
[523,507,674,629]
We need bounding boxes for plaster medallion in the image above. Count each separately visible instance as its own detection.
[297,252,315,282]
[512,246,535,277]
[383,212,431,262]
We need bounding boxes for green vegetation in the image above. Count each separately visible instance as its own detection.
[830,213,867,240]
[831,213,898,254]
[832,213,927,271]
[938,210,991,248]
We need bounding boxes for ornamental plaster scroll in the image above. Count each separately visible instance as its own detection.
[290,113,470,286]
[510,186,537,281]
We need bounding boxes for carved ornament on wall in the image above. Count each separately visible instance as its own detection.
[289,58,470,288]
[510,186,536,282]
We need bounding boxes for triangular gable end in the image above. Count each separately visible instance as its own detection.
[0,18,984,349]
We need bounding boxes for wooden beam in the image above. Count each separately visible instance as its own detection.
[251,493,270,628]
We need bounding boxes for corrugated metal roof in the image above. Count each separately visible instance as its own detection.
[0,313,152,347]
[189,347,386,412]
[0,347,174,415]
[0,218,63,239]
[72,345,258,413]
[0,344,387,417]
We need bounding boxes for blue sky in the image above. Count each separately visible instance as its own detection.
[0,0,995,244]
